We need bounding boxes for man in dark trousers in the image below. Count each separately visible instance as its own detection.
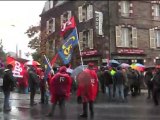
[28,66,39,106]
[46,66,72,117]
[77,63,99,118]
[152,68,160,106]
[2,64,15,111]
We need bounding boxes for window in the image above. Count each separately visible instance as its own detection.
[153,4,160,20]
[116,26,137,48]
[120,1,130,17]
[150,28,160,48]
[60,11,72,27]
[79,29,93,50]
[46,18,55,34]
[78,4,93,22]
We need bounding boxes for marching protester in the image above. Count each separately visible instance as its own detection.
[114,66,126,102]
[28,66,40,106]
[46,66,72,117]
[103,67,114,101]
[151,68,160,106]
[2,64,16,111]
[144,68,153,99]
[77,63,99,118]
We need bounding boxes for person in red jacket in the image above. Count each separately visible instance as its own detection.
[46,66,72,117]
[77,63,99,118]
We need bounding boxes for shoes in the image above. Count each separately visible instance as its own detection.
[30,102,37,106]
[3,107,11,112]
[46,112,53,117]
[79,113,88,118]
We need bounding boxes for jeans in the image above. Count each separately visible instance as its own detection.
[3,91,11,109]
[115,84,124,100]
[105,84,113,100]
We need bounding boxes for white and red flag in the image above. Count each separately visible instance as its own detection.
[6,56,25,78]
[60,16,76,36]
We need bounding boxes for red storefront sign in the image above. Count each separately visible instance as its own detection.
[81,50,98,56]
[117,48,144,54]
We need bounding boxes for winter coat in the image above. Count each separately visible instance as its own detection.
[28,69,39,90]
[77,68,98,102]
[2,69,15,91]
[114,70,125,85]
[50,72,72,103]
[103,70,113,86]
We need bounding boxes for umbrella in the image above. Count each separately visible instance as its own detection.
[131,63,145,71]
[66,68,73,74]
[71,65,88,79]
[109,59,120,67]
[120,63,130,68]
[25,61,41,66]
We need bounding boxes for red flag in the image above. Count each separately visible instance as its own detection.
[6,56,25,78]
[50,53,59,67]
[60,16,76,36]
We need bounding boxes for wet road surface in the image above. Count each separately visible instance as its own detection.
[0,90,160,120]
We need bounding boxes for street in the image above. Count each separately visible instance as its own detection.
[0,91,160,120]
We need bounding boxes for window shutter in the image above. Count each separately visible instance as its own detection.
[132,27,137,48]
[46,20,49,34]
[116,26,122,47]
[78,6,83,22]
[67,11,72,20]
[88,29,93,49]
[60,15,63,28]
[87,5,93,20]
[156,30,160,47]
[79,32,83,51]
[149,29,156,48]
[52,18,55,33]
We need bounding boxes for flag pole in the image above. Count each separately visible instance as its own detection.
[44,55,54,74]
[75,27,84,70]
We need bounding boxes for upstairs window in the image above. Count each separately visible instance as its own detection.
[79,29,93,50]
[46,18,55,34]
[150,28,160,48]
[78,4,93,22]
[152,4,160,20]
[116,26,137,48]
[119,1,133,17]
[60,11,72,27]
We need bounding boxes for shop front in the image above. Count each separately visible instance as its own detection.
[112,48,146,65]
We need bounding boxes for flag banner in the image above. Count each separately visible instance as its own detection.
[50,53,59,67]
[60,16,76,36]
[58,28,78,64]
[6,56,24,78]
[44,55,52,81]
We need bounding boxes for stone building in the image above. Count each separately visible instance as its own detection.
[40,0,160,66]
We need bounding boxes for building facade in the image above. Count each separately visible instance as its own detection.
[40,0,160,67]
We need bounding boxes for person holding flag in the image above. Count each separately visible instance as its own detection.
[46,66,72,117]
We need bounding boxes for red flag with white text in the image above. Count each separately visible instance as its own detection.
[6,56,25,78]
[60,16,76,36]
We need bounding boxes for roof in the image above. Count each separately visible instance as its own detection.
[40,0,68,16]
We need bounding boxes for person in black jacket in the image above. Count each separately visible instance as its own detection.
[144,69,153,99]
[152,68,160,106]
[2,64,15,111]
[28,66,39,106]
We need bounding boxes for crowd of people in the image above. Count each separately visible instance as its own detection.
[97,65,160,105]
[1,62,160,118]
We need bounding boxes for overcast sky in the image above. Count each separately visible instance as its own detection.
[0,1,45,60]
